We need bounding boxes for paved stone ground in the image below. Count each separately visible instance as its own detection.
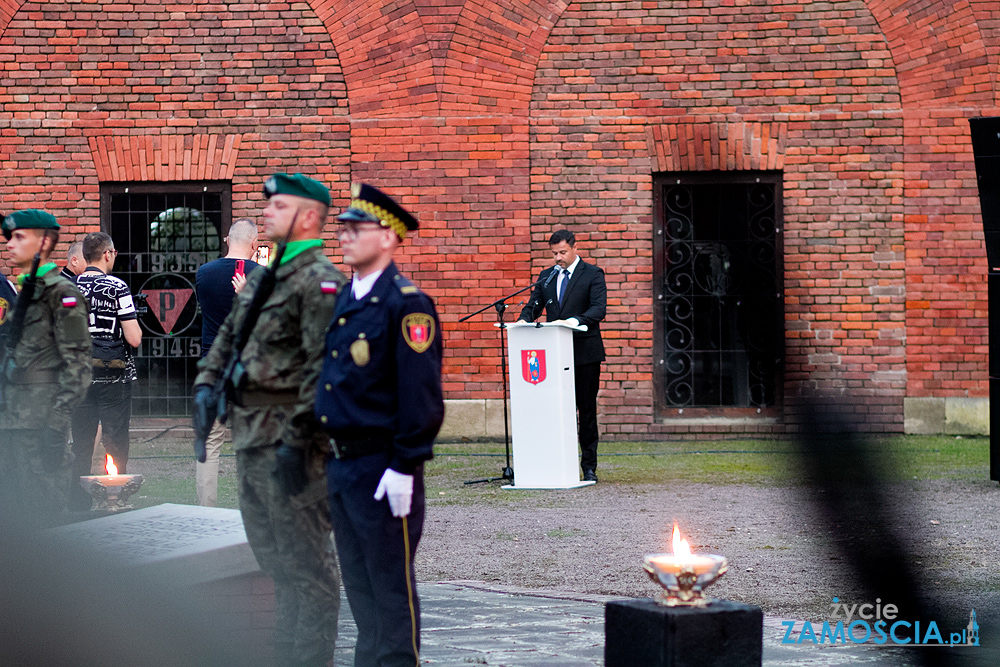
[330,582,991,666]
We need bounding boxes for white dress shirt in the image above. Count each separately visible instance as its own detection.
[352,269,383,300]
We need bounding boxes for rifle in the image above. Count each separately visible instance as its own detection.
[0,251,42,410]
[193,212,299,456]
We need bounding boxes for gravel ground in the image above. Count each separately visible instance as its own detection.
[126,428,1000,627]
[418,476,1000,622]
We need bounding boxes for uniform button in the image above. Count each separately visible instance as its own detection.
[358,333,366,339]
[371,296,379,303]
[331,350,338,358]
[320,415,328,424]
[325,383,332,391]
[338,317,346,325]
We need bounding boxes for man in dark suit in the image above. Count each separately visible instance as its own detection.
[518,229,607,482]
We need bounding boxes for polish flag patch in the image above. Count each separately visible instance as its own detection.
[61,296,78,308]
[320,281,339,294]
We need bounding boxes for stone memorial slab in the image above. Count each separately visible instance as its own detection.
[51,503,259,586]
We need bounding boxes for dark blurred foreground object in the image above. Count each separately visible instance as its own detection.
[792,396,997,667]
[969,115,1000,483]
[606,599,762,667]
[0,509,266,667]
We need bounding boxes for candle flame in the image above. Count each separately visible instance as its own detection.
[671,521,693,557]
[105,454,118,476]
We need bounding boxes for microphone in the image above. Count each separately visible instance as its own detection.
[535,298,553,327]
[543,266,559,288]
[524,268,558,321]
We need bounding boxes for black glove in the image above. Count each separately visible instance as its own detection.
[273,443,308,497]
[192,384,216,463]
[40,428,67,473]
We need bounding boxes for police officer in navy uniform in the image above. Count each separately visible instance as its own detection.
[315,183,444,667]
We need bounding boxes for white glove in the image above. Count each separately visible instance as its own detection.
[374,468,414,518]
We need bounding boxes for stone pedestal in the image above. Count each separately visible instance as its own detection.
[605,599,763,667]
[35,504,272,664]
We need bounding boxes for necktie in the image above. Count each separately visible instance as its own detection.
[558,269,570,305]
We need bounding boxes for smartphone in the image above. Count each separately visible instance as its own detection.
[235,259,245,278]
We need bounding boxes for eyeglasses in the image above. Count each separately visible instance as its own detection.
[105,248,118,257]
[337,224,384,240]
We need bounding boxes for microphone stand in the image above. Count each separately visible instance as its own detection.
[460,280,542,485]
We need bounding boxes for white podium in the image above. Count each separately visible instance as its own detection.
[503,322,595,489]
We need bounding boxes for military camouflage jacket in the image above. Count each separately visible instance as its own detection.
[196,245,346,451]
[1,268,92,432]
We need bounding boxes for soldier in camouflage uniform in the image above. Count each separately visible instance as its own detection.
[194,174,345,667]
[0,210,91,521]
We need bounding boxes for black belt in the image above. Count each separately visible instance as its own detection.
[331,435,393,460]
[8,369,60,384]
[235,390,299,408]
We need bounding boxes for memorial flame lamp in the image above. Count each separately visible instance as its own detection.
[643,522,728,607]
[79,454,144,512]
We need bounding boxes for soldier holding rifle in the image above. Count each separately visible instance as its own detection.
[0,210,91,520]
[192,174,346,667]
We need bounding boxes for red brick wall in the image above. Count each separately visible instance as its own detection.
[0,0,351,232]
[865,0,997,402]
[1,0,998,436]
[531,0,912,432]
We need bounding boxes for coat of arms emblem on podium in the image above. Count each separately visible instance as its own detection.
[521,349,546,385]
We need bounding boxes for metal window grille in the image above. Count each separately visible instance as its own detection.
[653,173,783,414]
[101,182,231,417]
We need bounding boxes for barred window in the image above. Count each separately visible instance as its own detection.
[653,172,783,416]
[101,182,231,416]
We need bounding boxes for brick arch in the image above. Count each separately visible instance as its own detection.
[306,0,569,117]
[0,0,19,34]
[970,0,1000,87]
[646,123,789,173]
[439,0,569,114]
[87,135,244,183]
[306,0,438,117]
[866,0,995,107]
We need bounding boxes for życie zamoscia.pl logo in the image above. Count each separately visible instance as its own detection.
[781,597,980,647]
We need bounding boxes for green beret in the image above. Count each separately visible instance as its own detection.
[262,173,331,207]
[337,183,418,240]
[1,209,60,241]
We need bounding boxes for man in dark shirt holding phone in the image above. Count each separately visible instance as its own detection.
[193,218,260,506]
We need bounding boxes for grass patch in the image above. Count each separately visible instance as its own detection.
[116,433,991,509]
[430,435,991,488]
[124,435,239,509]
[546,528,583,539]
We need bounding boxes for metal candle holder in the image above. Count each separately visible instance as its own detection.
[643,552,729,607]
[79,474,144,512]
[643,522,729,607]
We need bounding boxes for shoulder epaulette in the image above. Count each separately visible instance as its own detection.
[392,272,421,296]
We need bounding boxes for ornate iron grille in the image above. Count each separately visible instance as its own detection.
[656,175,782,411]
[101,182,231,417]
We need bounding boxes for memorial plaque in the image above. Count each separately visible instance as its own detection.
[51,503,259,585]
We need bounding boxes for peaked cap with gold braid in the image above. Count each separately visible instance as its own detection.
[336,183,418,240]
